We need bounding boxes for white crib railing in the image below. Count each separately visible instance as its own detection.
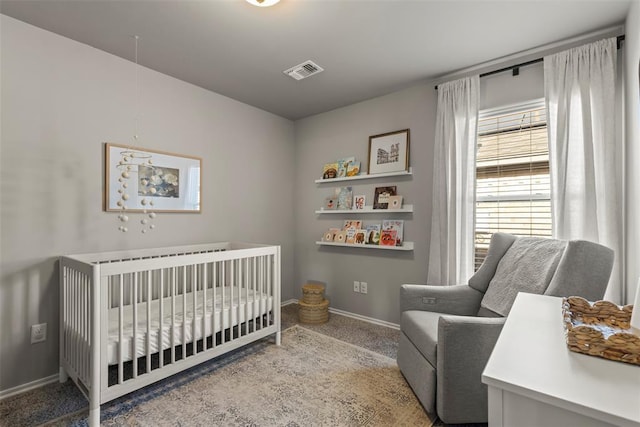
[60,242,281,426]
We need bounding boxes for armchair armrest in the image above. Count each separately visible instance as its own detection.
[400,284,483,315]
[436,315,506,424]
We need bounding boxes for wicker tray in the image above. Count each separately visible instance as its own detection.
[562,296,640,366]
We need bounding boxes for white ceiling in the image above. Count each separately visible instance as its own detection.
[0,0,633,120]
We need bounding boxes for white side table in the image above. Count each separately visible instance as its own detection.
[482,293,640,427]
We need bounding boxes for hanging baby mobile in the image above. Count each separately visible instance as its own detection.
[115,35,157,234]
[115,145,157,233]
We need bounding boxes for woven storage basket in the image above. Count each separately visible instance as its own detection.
[298,298,330,324]
[301,283,325,305]
[562,296,640,366]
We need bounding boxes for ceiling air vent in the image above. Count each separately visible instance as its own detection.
[283,60,324,81]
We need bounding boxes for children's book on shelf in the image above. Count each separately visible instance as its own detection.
[382,219,404,246]
[365,224,381,245]
[346,161,361,177]
[345,228,357,244]
[354,229,367,244]
[343,220,363,230]
[322,163,338,179]
[337,157,356,178]
[334,230,347,243]
[379,229,398,246]
[336,187,353,210]
[373,186,397,209]
[353,195,366,210]
[322,228,340,242]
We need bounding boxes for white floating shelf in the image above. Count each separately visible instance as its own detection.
[315,241,414,251]
[315,168,413,184]
[315,204,414,214]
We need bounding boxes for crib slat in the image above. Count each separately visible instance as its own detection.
[118,274,124,385]
[202,264,207,351]
[221,261,225,345]
[252,257,256,334]
[192,264,197,355]
[133,272,138,379]
[146,269,152,374]
[171,267,176,364]
[244,258,249,338]
[182,266,187,359]
[212,262,217,349]
[159,269,164,369]
[267,255,272,327]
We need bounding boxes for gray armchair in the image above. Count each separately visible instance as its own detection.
[397,233,614,424]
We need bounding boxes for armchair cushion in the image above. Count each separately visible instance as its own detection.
[480,237,566,316]
[544,239,614,300]
[400,310,441,366]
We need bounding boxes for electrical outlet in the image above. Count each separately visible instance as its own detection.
[31,323,47,344]
[353,281,360,292]
[360,282,368,294]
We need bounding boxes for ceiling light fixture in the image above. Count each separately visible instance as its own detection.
[246,0,280,7]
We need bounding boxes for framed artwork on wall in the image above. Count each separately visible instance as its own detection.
[104,143,202,213]
[367,129,410,175]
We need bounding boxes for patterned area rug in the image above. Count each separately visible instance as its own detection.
[7,326,432,426]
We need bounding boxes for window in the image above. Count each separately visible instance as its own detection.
[474,100,552,269]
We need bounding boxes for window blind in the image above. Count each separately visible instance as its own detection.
[475,103,551,270]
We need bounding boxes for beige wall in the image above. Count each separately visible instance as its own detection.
[0,15,295,391]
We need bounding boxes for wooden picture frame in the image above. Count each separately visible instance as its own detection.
[105,143,202,213]
[373,186,397,209]
[367,129,410,175]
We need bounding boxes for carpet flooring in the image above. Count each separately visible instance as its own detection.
[1,304,437,426]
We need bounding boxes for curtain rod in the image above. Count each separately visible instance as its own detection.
[434,35,625,90]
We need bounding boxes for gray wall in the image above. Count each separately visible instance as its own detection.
[293,84,436,325]
[292,67,546,326]
[625,0,640,305]
[0,15,295,392]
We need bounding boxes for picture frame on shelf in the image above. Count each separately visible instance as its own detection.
[324,196,338,210]
[367,129,410,175]
[105,143,201,213]
[373,186,397,209]
[388,195,403,209]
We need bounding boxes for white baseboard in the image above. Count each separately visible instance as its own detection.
[287,299,399,330]
[0,374,58,401]
[328,306,399,330]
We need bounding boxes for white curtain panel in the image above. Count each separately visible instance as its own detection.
[427,76,479,286]
[544,37,622,301]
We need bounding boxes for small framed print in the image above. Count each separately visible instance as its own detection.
[367,129,410,175]
[354,195,366,210]
[324,196,338,210]
[105,143,201,212]
[388,195,403,209]
[373,186,397,209]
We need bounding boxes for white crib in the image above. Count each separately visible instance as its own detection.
[59,242,281,426]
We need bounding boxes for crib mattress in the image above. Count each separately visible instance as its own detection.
[107,287,273,365]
